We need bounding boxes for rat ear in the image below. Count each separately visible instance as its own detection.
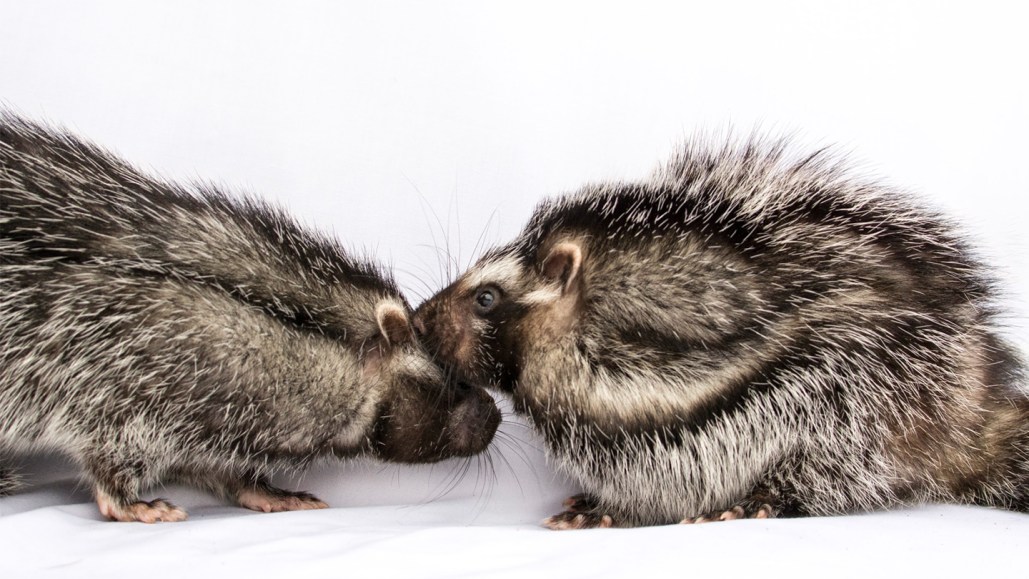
[541,241,583,294]
[375,301,414,347]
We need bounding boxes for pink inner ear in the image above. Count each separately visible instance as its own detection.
[377,304,413,346]
[542,242,582,291]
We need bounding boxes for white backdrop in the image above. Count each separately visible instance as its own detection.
[2,2,1028,577]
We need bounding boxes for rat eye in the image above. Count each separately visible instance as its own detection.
[474,287,499,314]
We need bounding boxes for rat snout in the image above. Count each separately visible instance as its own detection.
[446,384,501,457]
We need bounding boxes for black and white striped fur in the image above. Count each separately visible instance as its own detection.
[414,137,1029,528]
[0,112,500,522]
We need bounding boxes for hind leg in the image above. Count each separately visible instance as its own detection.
[86,455,187,523]
[223,474,328,513]
[95,488,188,523]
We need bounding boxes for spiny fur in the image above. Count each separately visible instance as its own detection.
[415,136,1029,527]
[0,112,499,521]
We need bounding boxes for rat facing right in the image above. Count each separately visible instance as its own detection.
[0,112,500,522]
[414,137,1029,529]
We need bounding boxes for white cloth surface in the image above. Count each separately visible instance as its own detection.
[4,424,1029,578]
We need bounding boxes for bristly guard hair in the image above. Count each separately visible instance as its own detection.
[415,134,1029,528]
[0,111,499,522]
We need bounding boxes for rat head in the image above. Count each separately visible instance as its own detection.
[413,239,585,392]
[364,300,501,463]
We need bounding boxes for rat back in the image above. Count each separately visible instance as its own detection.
[0,112,500,521]
[415,137,1029,527]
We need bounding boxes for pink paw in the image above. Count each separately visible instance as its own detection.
[96,490,188,523]
[680,503,775,524]
[237,488,328,513]
[542,494,615,530]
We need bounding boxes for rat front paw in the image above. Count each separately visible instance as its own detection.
[680,503,775,524]
[237,486,328,513]
[542,494,615,530]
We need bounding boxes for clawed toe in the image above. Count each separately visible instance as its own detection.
[543,510,614,530]
[544,495,614,530]
[96,491,188,523]
[680,503,774,525]
[237,487,328,513]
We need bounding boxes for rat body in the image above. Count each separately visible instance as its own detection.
[414,138,1029,528]
[0,112,500,522]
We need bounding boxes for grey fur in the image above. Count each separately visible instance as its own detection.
[414,136,1029,528]
[0,112,499,522]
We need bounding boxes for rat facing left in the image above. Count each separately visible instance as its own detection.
[415,137,1029,529]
